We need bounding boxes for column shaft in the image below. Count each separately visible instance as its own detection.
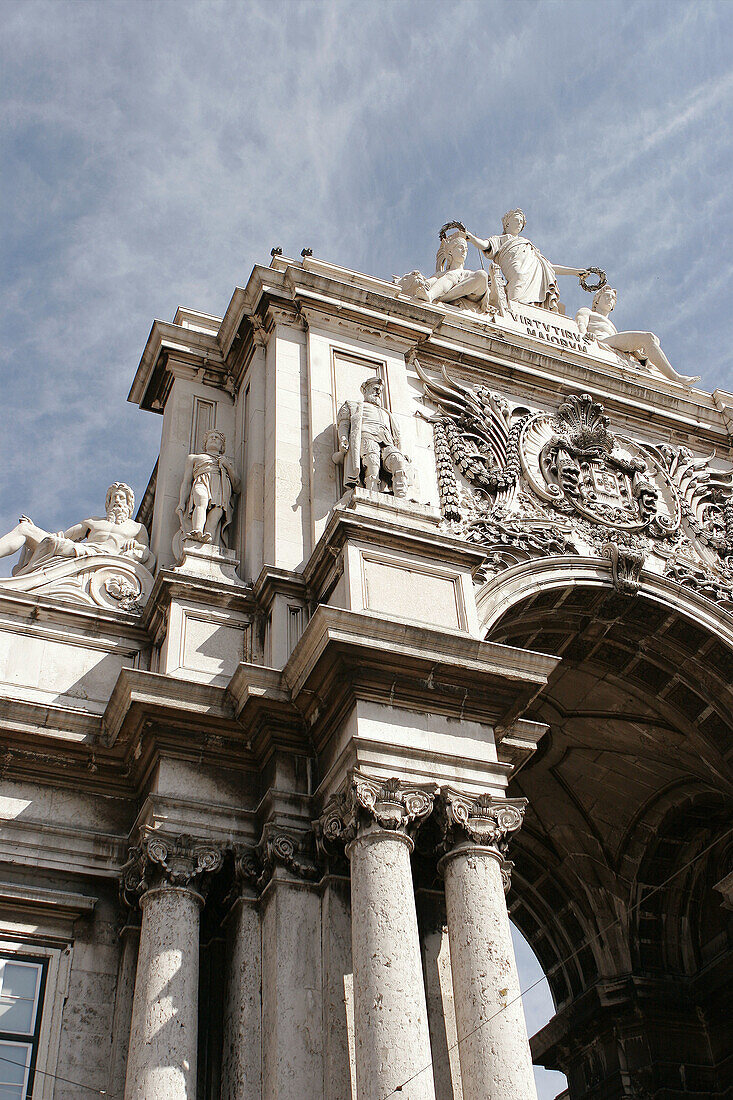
[108,925,140,1097]
[443,848,537,1100]
[124,885,203,1100]
[221,897,262,1099]
[350,829,436,1100]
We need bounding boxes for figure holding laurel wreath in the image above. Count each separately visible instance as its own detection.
[464,208,589,313]
[394,226,490,313]
[575,285,699,387]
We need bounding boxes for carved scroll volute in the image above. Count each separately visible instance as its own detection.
[120,832,223,909]
[316,772,436,858]
[439,789,527,892]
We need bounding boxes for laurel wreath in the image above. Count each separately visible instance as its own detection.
[579,267,607,293]
[439,221,467,239]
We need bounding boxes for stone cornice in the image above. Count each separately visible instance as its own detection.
[0,882,97,920]
[141,566,256,645]
[251,565,309,613]
[303,490,486,602]
[104,668,237,747]
[128,319,227,411]
[213,256,733,447]
[0,588,148,638]
[280,603,558,735]
[127,256,732,450]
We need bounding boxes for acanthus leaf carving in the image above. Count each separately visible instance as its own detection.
[438,789,527,892]
[120,832,224,909]
[316,772,436,855]
[603,540,646,595]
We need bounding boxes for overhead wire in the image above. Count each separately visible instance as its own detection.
[379,826,733,1099]
[0,827,726,1099]
[0,1052,107,1094]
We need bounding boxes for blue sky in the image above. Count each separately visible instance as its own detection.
[2,0,732,1093]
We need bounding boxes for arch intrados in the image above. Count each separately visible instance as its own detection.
[629,790,732,975]
[480,558,733,745]
[478,556,733,651]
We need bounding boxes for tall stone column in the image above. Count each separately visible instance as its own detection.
[107,922,140,1097]
[437,791,537,1100]
[319,773,437,1100]
[121,834,223,1100]
[221,848,262,1100]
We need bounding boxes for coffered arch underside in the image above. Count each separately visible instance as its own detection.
[479,561,733,1020]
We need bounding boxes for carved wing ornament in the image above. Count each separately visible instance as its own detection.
[417,362,733,604]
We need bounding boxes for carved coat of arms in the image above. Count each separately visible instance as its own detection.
[417,360,733,603]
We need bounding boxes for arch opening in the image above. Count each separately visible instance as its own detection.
[484,569,733,1098]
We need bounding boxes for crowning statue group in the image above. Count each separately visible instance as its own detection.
[395,209,698,386]
[0,209,699,584]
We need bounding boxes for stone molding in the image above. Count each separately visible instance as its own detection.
[120,832,223,908]
[437,789,527,891]
[317,772,436,854]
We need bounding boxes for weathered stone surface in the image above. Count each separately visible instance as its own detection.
[125,886,203,1100]
[350,829,436,1100]
[442,849,537,1100]
[221,898,261,1099]
[1,234,731,1100]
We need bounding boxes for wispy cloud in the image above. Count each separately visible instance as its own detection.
[1,0,731,536]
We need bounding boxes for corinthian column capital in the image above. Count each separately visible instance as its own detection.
[121,831,223,907]
[318,771,436,854]
[438,789,526,892]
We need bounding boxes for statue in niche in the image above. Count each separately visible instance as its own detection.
[0,482,154,574]
[395,227,491,314]
[464,208,588,313]
[575,284,699,387]
[334,376,409,497]
[176,428,240,548]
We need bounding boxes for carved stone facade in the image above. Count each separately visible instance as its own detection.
[0,226,730,1100]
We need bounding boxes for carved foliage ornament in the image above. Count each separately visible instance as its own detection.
[318,773,435,851]
[439,789,526,892]
[418,362,733,603]
[233,827,320,893]
[120,833,223,908]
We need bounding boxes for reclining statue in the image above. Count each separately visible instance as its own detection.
[0,482,155,575]
[395,229,491,313]
[575,285,699,387]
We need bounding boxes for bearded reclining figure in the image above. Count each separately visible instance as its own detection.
[0,482,155,577]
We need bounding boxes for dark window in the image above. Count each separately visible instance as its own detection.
[0,955,48,1100]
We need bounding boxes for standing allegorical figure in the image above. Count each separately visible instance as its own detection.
[176,429,241,549]
[0,482,154,574]
[334,376,409,498]
[575,285,700,387]
[464,208,588,313]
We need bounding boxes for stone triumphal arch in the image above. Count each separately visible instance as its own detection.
[0,216,730,1100]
